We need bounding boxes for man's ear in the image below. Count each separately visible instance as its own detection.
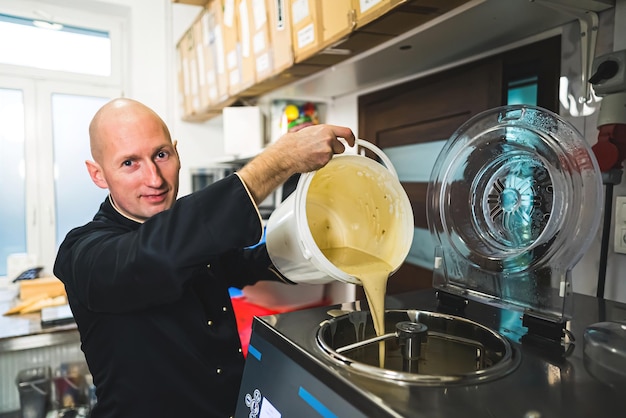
[85,160,109,189]
[173,139,181,170]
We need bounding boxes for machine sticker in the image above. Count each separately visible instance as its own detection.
[244,389,262,418]
[259,396,281,418]
[244,389,281,418]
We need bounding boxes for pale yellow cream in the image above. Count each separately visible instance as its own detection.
[305,156,404,368]
[322,247,392,367]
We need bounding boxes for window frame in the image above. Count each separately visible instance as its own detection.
[0,0,127,88]
[0,75,121,274]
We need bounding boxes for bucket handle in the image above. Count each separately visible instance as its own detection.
[345,139,399,178]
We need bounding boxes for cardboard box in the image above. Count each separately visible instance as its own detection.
[177,19,222,122]
[219,0,264,97]
[202,0,235,107]
[199,4,241,109]
[252,0,294,84]
[217,0,243,97]
[289,0,353,63]
[267,0,294,75]
[248,0,272,83]
[233,0,257,95]
[176,56,186,116]
[176,29,189,116]
[320,0,354,42]
[289,0,317,62]
[194,14,215,110]
[352,0,405,29]
[176,27,201,118]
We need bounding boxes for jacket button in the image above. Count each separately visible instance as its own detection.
[207,320,213,326]
[216,368,222,374]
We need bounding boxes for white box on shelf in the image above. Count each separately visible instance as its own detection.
[223,106,266,157]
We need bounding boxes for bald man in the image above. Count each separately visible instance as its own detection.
[54,98,355,417]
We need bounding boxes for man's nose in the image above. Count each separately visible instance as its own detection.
[144,161,164,187]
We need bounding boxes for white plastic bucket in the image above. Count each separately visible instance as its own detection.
[266,139,414,285]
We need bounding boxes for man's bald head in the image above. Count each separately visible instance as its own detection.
[89,98,172,165]
[85,98,181,221]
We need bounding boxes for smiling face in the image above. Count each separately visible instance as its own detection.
[86,99,181,222]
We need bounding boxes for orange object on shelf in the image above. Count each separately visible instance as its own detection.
[19,277,66,300]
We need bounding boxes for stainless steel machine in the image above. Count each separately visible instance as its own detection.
[235,106,626,417]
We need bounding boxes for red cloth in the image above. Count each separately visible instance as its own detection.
[231,296,280,356]
[231,296,329,356]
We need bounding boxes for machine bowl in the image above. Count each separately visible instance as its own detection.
[316,309,520,386]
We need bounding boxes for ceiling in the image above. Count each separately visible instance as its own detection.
[262,0,614,102]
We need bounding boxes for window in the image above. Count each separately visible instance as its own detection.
[52,93,113,250]
[0,88,27,276]
[0,3,125,277]
[0,2,125,86]
[0,13,111,76]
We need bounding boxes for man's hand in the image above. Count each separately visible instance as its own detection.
[237,124,356,204]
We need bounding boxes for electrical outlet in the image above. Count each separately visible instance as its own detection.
[615,196,626,254]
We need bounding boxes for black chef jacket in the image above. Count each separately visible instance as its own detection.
[53,174,291,418]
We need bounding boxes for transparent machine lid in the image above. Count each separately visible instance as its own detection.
[427,105,602,320]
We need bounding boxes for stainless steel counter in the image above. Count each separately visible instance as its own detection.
[0,299,83,414]
[0,300,79,353]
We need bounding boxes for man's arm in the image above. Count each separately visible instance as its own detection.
[236,124,355,204]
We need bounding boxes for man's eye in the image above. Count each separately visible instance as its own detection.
[122,160,132,167]
[157,151,168,159]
